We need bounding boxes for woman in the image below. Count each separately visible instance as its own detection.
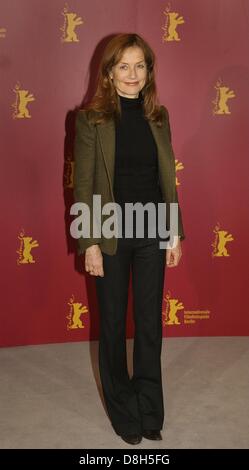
[73,33,185,445]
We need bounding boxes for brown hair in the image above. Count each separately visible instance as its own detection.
[83,33,164,127]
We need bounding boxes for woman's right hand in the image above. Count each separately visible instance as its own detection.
[85,245,104,277]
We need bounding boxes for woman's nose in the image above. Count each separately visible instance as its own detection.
[128,68,137,78]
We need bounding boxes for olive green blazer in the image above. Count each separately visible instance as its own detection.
[73,105,185,256]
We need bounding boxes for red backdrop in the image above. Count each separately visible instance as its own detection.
[1,0,249,347]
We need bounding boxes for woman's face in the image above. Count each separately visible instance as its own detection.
[109,46,147,98]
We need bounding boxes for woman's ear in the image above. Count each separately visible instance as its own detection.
[109,68,113,80]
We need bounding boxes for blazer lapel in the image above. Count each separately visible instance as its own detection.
[96,115,175,201]
[96,119,116,193]
[148,119,175,201]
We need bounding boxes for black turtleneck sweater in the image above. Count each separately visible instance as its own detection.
[113,91,164,238]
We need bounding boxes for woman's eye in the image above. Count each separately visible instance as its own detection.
[119,64,145,69]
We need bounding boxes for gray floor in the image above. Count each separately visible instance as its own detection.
[0,337,248,449]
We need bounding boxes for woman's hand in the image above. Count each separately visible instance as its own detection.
[166,237,182,268]
[85,245,104,277]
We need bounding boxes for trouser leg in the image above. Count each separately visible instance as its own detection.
[131,238,166,430]
[95,238,142,435]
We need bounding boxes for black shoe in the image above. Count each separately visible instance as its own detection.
[119,433,142,445]
[142,429,162,441]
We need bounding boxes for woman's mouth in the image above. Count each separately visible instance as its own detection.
[125,82,139,86]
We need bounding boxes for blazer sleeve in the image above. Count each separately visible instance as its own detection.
[73,110,102,255]
[161,105,186,241]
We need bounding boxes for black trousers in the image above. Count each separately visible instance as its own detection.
[95,236,166,435]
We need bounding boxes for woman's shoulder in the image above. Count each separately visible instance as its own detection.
[160,104,169,121]
[75,107,100,128]
[76,107,97,119]
[77,107,106,127]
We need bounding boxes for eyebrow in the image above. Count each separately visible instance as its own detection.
[119,60,145,64]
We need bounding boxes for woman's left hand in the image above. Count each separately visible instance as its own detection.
[166,237,182,268]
